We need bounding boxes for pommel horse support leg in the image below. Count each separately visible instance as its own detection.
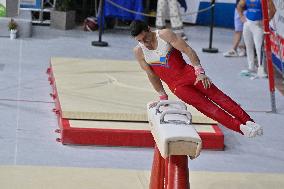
[147,100,202,189]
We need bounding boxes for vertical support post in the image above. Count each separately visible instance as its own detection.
[261,0,277,113]
[92,0,108,47]
[202,0,218,53]
[164,158,169,189]
[39,0,44,24]
[149,146,165,189]
[167,155,190,189]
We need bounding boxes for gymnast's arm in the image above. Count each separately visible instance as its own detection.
[158,29,201,68]
[133,46,167,96]
[158,29,211,89]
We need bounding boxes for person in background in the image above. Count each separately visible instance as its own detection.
[237,0,276,78]
[224,0,246,57]
[156,0,188,40]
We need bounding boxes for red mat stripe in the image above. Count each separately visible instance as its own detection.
[48,63,224,150]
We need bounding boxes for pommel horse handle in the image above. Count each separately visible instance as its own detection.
[160,109,192,125]
[156,100,187,114]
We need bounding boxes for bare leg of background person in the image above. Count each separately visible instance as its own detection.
[232,31,242,51]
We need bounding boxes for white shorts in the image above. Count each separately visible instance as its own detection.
[234,9,246,32]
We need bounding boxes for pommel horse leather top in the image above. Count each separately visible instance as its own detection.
[147,100,202,159]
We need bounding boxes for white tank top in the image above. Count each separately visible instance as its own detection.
[138,30,172,64]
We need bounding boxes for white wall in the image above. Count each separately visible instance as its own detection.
[271,0,284,37]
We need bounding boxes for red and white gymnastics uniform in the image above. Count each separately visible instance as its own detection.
[139,30,253,134]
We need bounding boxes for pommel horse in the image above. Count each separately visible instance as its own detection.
[147,100,202,189]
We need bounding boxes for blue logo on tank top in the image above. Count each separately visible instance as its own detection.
[150,49,174,68]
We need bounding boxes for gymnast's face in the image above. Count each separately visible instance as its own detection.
[135,30,153,49]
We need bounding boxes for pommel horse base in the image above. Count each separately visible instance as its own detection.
[147,100,202,189]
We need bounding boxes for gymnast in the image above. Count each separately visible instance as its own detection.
[131,20,263,138]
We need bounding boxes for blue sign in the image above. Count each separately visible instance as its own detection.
[20,0,41,9]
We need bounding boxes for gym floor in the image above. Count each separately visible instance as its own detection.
[0,25,283,188]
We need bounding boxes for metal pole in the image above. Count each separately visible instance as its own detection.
[39,0,44,24]
[261,0,277,113]
[270,91,277,113]
[202,0,218,53]
[92,0,108,47]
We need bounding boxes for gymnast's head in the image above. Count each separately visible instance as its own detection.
[130,20,153,48]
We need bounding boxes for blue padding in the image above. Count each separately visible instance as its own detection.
[272,53,284,73]
[20,0,41,9]
[104,0,144,21]
[196,2,235,28]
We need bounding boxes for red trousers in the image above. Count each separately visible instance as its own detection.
[151,49,252,134]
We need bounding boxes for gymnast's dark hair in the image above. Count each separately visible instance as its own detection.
[130,20,149,37]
